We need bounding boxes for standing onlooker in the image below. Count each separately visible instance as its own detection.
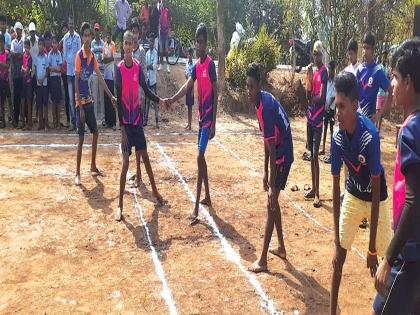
[43,18,55,38]
[139,1,150,30]
[28,22,39,124]
[102,27,116,129]
[149,0,160,53]
[344,38,359,76]
[158,0,170,72]
[34,37,49,130]
[59,21,70,127]
[319,60,336,163]
[376,51,389,135]
[10,22,24,128]
[356,32,393,122]
[0,34,9,128]
[113,0,132,57]
[48,36,63,128]
[305,41,328,208]
[91,23,105,125]
[143,33,158,128]
[22,39,32,129]
[0,16,13,123]
[62,16,81,131]
[185,47,194,130]
[0,15,11,50]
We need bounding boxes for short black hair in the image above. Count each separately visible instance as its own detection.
[347,38,358,53]
[328,60,336,71]
[246,62,261,83]
[44,31,52,40]
[80,22,91,36]
[334,71,359,101]
[391,38,420,93]
[24,38,30,46]
[131,22,140,31]
[195,23,207,42]
[38,37,45,44]
[363,32,375,48]
[123,30,134,42]
[0,34,4,43]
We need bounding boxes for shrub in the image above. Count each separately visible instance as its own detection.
[226,25,280,88]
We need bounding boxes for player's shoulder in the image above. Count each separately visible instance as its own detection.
[402,110,420,138]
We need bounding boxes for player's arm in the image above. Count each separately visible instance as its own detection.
[367,133,382,277]
[167,77,194,105]
[138,67,160,103]
[266,138,277,210]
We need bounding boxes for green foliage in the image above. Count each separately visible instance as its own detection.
[226,25,280,88]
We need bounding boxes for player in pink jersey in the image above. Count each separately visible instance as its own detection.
[165,23,218,225]
[373,38,420,315]
[114,31,165,222]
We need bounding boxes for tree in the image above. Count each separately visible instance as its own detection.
[216,0,227,100]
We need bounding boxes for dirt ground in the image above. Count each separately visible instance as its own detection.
[0,65,399,314]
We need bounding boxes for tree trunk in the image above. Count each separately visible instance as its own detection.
[367,0,376,32]
[216,0,226,100]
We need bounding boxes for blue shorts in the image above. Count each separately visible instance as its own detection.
[77,103,98,137]
[373,256,420,315]
[197,127,210,154]
[122,123,147,155]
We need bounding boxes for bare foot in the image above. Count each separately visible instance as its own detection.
[91,167,102,176]
[269,247,287,260]
[188,214,200,226]
[153,191,164,205]
[248,260,268,273]
[200,197,212,207]
[304,189,315,199]
[313,196,321,208]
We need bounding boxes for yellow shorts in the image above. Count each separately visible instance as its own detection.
[339,191,392,256]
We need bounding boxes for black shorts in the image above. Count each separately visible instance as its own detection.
[274,164,291,190]
[122,123,147,155]
[77,103,98,137]
[36,85,48,108]
[49,76,62,103]
[0,79,11,99]
[307,123,322,156]
[373,257,420,315]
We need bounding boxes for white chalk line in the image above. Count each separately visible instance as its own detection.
[119,146,178,315]
[214,140,365,261]
[0,130,258,137]
[0,142,196,149]
[153,141,282,315]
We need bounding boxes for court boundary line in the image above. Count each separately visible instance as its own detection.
[153,141,282,315]
[119,146,178,315]
[214,140,366,260]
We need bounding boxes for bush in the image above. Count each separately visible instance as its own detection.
[226,25,280,88]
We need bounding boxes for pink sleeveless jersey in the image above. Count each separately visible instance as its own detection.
[118,59,142,126]
[196,55,214,129]
[393,113,416,230]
